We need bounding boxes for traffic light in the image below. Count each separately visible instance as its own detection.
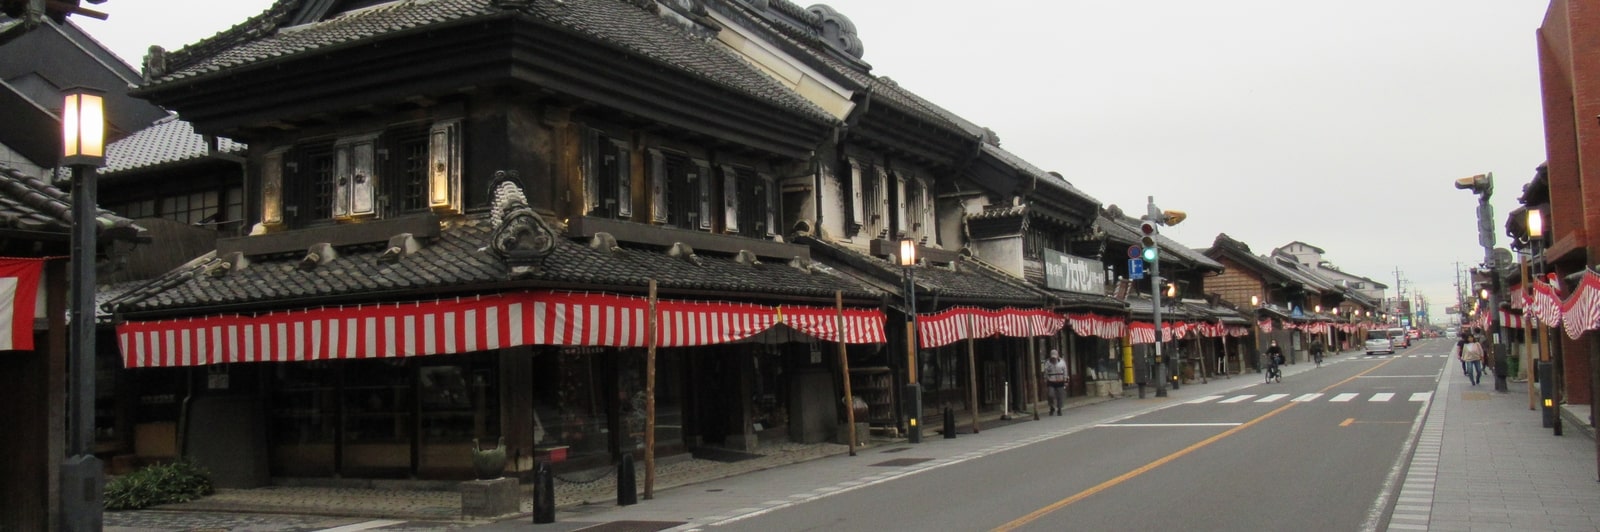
[1139,221,1158,262]
[1454,173,1492,195]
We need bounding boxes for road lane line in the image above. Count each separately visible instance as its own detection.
[1331,393,1358,402]
[1185,395,1223,404]
[1217,394,1255,403]
[1370,393,1395,402]
[1254,393,1289,403]
[1292,393,1323,402]
[1094,423,1242,427]
[1359,375,1438,378]
[314,521,407,532]
[993,357,1400,532]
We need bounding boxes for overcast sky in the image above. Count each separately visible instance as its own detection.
[76,0,1552,325]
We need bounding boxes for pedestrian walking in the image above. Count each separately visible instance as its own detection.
[1458,333,1484,385]
[1043,350,1068,416]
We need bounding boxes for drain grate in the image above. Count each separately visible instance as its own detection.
[573,521,687,532]
[870,457,933,467]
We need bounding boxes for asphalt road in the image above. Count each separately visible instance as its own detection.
[710,339,1450,532]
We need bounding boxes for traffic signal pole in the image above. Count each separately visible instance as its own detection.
[1145,196,1168,398]
[1456,173,1509,393]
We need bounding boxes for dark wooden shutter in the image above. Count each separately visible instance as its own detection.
[720,164,739,234]
[760,172,776,237]
[648,149,668,224]
[581,127,600,216]
[694,158,712,230]
[612,138,632,219]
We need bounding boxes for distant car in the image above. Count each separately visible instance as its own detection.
[1388,328,1410,349]
[1365,330,1394,355]
[1446,327,1458,337]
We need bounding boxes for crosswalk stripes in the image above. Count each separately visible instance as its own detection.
[1182,391,1427,405]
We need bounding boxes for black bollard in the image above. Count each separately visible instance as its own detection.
[533,461,555,524]
[617,454,638,506]
[943,407,956,439]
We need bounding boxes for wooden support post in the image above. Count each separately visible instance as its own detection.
[1027,337,1039,420]
[644,280,657,499]
[836,292,857,455]
[966,314,980,434]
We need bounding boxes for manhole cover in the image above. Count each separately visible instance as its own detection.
[574,521,687,532]
[871,458,932,467]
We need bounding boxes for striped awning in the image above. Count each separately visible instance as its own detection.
[1127,321,1193,344]
[1066,312,1124,339]
[117,290,886,368]
[1561,271,1600,340]
[916,307,1065,349]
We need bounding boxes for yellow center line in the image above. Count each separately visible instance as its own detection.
[992,358,1397,532]
[1341,417,1356,427]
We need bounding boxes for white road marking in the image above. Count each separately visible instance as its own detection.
[1254,393,1289,403]
[1331,393,1359,402]
[1370,392,1395,402]
[1218,395,1255,403]
[1095,423,1243,427]
[315,521,406,532]
[1409,392,1432,402]
[1292,393,1324,402]
[1186,395,1223,404]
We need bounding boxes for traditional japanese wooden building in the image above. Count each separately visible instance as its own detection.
[112,0,896,482]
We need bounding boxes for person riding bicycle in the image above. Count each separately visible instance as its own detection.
[1265,340,1285,383]
[1310,337,1325,367]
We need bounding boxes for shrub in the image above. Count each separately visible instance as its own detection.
[104,459,214,510]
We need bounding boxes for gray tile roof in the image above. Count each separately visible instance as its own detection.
[143,0,836,126]
[0,161,144,238]
[800,236,1050,307]
[979,143,1100,207]
[109,213,882,315]
[102,117,246,176]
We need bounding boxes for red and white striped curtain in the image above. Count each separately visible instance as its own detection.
[1067,313,1125,339]
[915,307,1066,349]
[117,290,888,368]
[1561,271,1600,340]
[1257,319,1274,333]
[1228,326,1252,337]
[1127,321,1192,344]
[779,306,887,344]
[1529,273,1563,326]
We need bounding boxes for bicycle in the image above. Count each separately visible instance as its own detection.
[1265,364,1282,383]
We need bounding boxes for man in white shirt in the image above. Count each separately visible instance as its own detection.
[1043,350,1068,416]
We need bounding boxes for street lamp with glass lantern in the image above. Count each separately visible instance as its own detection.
[898,238,921,443]
[61,86,106,531]
[1527,208,1560,431]
[1250,295,1261,373]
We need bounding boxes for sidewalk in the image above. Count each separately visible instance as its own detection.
[113,381,1124,525]
[1385,360,1600,531]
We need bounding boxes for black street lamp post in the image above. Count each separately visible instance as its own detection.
[1527,209,1560,433]
[61,86,105,531]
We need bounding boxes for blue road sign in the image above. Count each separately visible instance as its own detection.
[1129,259,1145,280]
